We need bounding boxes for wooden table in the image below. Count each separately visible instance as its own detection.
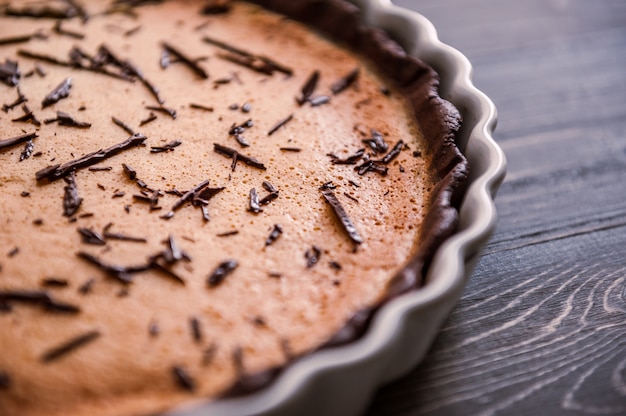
[367,0,626,415]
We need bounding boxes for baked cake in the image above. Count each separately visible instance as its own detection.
[0,1,467,415]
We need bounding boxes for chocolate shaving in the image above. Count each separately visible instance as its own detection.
[190,316,203,342]
[265,224,283,246]
[160,49,170,69]
[102,224,147,243]
[44,110,91,128]
[343,192,359,203]
[267,114,293,136]
[42,78,72,108]
[78,227,106,245]
[122,163,137,180]
[0,132,37,151]
[248,188,262,213]
[161,41,209,79]
[139,113,157,126]
[200,3,231,14]
[63,172,82,217]
[379,140,404,164]
[331,67,360,95]
[279,147,301,152]
[355,160,388,176]
[0,290,79,314]
[203,36,292,76]
[207,260,238,287]
[189,103,214,112]
[20,140,34,161]
[305,246,321,268]
[172,366,195,392]
[328,148,364,165]
[2,86,27,112]
[77,251,149,284]
[11,104,41,126]
[42,278,69,288]
[5,3,81,19]
[309,95,330,107]
[162,179,211,219]
[217,230,239,237]
[112,117,136,135]
[259,191,279,206]
[123,60,165,104]
[0,31,45,45]
[0,59,20,87]
[36,133,147,182]
[53,20,85,39]
[213,143,266,171]
[78,278,95,295]
[145,105,177,119]
[150,140,181,153]
[296,70,319,105]
[88,166,112,172]
[320,188,363,245]
[41,330,101,363]
[362,129,388,154]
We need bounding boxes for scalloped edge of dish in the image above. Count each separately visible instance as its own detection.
[170,1,506,415]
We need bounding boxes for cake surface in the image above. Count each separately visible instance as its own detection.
[0,1,466,415]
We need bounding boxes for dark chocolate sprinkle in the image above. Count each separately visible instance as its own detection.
[258,191,279,206]
[320,188,363,245]
[248,188,262,213]
[78,227,106,245]
[124,60,165,104]
[112,117,136,135]
[122,163,137,180]
[309,95,330,107]
[102,230,147,243]
[379,140,404,164]
[44,110,91,128]
[0,132,37,151]
[150,140,181,153]
[53,20,85,39]
[76,251,149,285]
[305,246,321,268]
[328,148,364,165]
[0,31,45,46]
[41,277,69,287]
[296,70,319,105]
[41,330,101,363]
[267,113,293,136]
[343,192,359,203]
[262,181,277,193]
[2,86,27,112]
[189,103,214,112]
[265,224,283,246]
[162,179,211,219]
[0,59,20,87]
[348,180,360,188]
[149,320,159,337]
[207,260,238,287]
[172,366,195,392]
[42,78,72,108]
[362,129,388,154]
[21,191,30,197]
[5,2,82,19]
[88,166,113,172]
[139,113,157,126]
[213,143,266,171]
[145,105,177,119]
[63,172,83,217]
[241,102,251,113]
[329,261,342,271]
[217,230,239,237]
[36,133,147,182]
[355,160,388,176]
[78,278,95,295]
[279,147,301,152]
[331,67,360,95]
[11,104,41,126]
[161,41,209,79]
[190,316,203,342]
[20,140,34,161]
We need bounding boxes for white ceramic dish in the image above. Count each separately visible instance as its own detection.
[171,1,506,415]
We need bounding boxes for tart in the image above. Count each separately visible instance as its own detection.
[0,1,467,415]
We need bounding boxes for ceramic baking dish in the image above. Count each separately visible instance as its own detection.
[170,0,506,414]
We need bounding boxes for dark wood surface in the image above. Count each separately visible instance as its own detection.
[367,0,626,415]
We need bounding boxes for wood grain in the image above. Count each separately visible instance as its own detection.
[367,0,626,415]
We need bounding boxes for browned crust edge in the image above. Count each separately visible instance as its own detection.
[220,0,469,397]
